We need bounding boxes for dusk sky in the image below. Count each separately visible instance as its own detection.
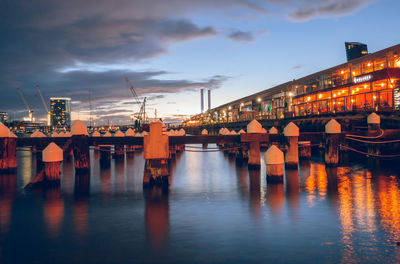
[1,0,400,124]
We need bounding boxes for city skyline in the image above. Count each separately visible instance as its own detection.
[1,0,399,125]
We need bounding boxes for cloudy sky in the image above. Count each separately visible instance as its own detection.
[1,0,399,124]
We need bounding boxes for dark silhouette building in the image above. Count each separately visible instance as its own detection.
[345,42,368,61]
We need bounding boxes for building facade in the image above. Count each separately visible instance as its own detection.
[188,44,400,125]
[345,42,368,61]
[0,112,8,123]
[50,97,71,127]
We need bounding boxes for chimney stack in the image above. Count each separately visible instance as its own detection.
[200,88,204,113]
[208,89,211,111]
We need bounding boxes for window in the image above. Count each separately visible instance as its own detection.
[372,80,387,91]
[374,57,386,71]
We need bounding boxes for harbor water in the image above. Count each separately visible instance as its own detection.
[1,146,400,263]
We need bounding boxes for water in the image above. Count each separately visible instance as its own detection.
[1,147,400,263]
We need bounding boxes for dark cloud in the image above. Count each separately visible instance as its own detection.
[292,64,303,70]
[0,0,372,122]
[228,30,254,42]
[287,0,374,21]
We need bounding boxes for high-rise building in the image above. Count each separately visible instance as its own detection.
[345,42,368,61]
[50,97,71,127]
[0,112,8,123]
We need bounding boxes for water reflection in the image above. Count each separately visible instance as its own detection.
[0,174,17,235]
[249,170,262,219]
[73,172,90,238]
[266,182,284,216]
[5,149,400,263]
[285,169,300,213]
[42,187,64,239]
[144,186,169,249]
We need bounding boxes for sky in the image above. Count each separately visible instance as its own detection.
[1,0,400,125]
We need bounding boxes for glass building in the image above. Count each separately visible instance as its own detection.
[0,112,8,123]
[345,42,368,61]
[50,97,71,127]
[188,43,400,125]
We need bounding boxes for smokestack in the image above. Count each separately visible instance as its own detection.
[208,89,211,111]
[200,88,204,113]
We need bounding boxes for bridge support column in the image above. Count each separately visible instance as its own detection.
[244,120,266,170]
[71,121,90,172]
[283,122,299,169]
[265,145,284,183]
[7,132,17,172]
[201,129,208,148]
[0,136,8,172]
[143,121,170,187]
[367,113,381,157]
[43,143,63,183]
[325,119,341,167]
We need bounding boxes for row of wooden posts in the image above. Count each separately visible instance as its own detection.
[0,112,383,188]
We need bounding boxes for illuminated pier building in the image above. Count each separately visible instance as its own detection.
[50,97,71,127]
[189,44,400,125]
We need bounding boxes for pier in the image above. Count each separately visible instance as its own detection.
[2,112,400,190]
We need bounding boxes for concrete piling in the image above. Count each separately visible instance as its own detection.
[113,130,125,159]
[42,142,63,183]
[125,128,135,153]
[283,122,299,169]
[367,112,381,158]
[367,112,380,132]
[264,145,284,183]
[71,120,90,172]
[201,129,208,148]
[7,131,18,171]
[0,123,10,172]
[143,121,170,187]
[325,119,341,167]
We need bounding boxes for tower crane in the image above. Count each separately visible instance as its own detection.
[36,84,51,126]
[125,77,147,129]
[16,86,35,122]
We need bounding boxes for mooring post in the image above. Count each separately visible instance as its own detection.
[367,112,381,158]
[7,131,18,171]
[143,121,170,187]
[268,126,279,147]
[113,130,125,159]
[31,130,47,171]
[71,120,90,172]
[178,128,186,151]
[367,112,380,133]
[0,123,10,172]
[42,142,63,183]
[245,120,263,170]
[125,128,135,153]
[201,129,208,148]
[325,119,341,167]
[283,122,299,169]
[264,145,284,183]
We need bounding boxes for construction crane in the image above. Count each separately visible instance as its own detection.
[125,77,147,128]
[36,84,51,126]
[16,86,35,122]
